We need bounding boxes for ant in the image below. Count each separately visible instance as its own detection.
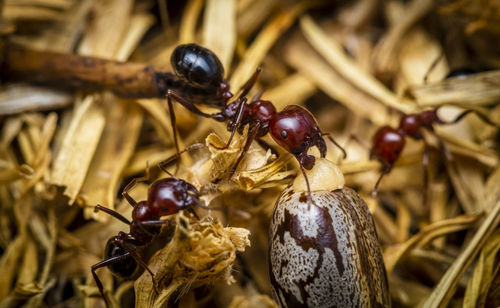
[90,145,205,307]
[370,106,493,198]
[163,43,261,155]
[168,45,346,203]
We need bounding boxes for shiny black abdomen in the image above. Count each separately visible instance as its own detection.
[104,238,138,278]
[171,44,224,91]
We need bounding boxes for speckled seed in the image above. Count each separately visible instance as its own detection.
[269,186,390,308]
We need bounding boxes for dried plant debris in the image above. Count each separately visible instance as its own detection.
[0,0,499,307]
[134,212,250,308]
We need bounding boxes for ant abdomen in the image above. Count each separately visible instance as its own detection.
[104,237,138,278]
[171,44,225,91]
[371,126,405,169]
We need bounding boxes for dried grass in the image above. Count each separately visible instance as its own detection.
[0,0,499,307]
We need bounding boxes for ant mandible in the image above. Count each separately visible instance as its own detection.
[90,145,205,307]
[370,106,490,198]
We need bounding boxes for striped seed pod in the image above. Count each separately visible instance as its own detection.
[268,158,390,307]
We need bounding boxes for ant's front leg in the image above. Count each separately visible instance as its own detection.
[211,97,248,151]
[238,67,262,99]
[228,122,261,179]
[122,162,151,207]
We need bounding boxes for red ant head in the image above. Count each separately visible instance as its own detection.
[147,178,200,216]
[269,105,326,170]
[371,126,406,171]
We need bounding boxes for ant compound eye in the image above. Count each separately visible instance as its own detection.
[281,130,287,139]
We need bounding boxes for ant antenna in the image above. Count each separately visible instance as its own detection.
[299,165,313,210]
[158,143,205,175]
[423,51,444,84]
[323,133,347,159]
[371,171,386,198]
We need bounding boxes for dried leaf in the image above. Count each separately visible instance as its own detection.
[134,212,250,308]
[49,97,106,204]
[300,15,415,113]
[463,230,500,308]
[203,0,236,71]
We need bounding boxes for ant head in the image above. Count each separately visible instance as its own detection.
[171,44,224,91]
[371,126,406,168]
[132,200,158,222]
[269,105,325,169]
[398,114,422,138]
[104,236,137,278]
[147,178,200,216]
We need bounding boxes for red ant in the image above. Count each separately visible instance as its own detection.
[168,45,346,203]
[370,106,492,198]
[90,145,205,307]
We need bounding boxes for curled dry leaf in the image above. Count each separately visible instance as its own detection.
[200,130,294,191]
[134,212,250,308]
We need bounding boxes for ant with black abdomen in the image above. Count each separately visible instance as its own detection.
[168,45,347,205]
[90,144,205,307]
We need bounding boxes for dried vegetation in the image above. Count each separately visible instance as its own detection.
[0,0,499,307]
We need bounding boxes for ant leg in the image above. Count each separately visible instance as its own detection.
[299,164,313,210]
[122,162,151,206]
[423,52,443,84]
[422,143,430,211]
[323,133,347,159]
[166,89,215,118]
[228,122,261,179]
[94,205,131,225]
[140,219,175,227]
[158,143,205,176]
[238,67,262,99]
[372,164,391,198]
[436,106,496,126]
[166,93,181,159]
[212,97,248,151]
[120,242,158,294]
[257,139,279,156]
[251,90,264,102]
[91,253,131,308]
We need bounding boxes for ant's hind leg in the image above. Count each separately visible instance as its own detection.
[122,162,151,206]
[166,93,181,158]
[422,143,430,212]
[91,254,131,308]
[120,242,159,294]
